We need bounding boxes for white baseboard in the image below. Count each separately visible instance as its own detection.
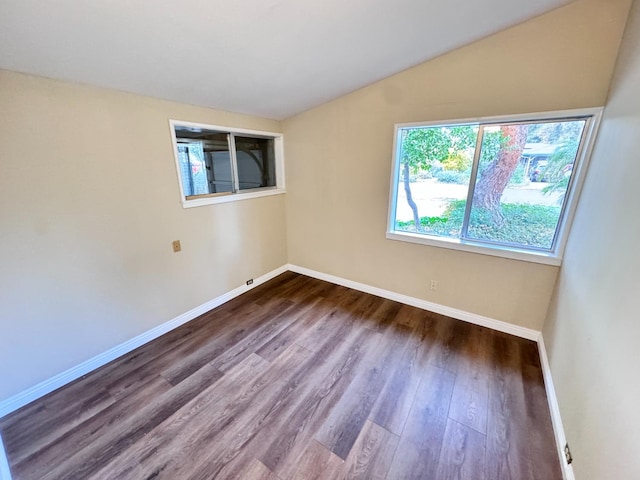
[287,264,540,341]
[537,334,575,480]
[0,265,289,419]
[0,434,11,480]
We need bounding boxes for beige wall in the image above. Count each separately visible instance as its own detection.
[0,0,633,416]
[283,0,630,330]
[0,71,286,402]
[543,1,640,478]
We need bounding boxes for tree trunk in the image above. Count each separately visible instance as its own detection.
[402,162,421,231]
[473,124,528,223]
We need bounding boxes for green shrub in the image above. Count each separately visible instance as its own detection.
[397,216,448,229]
[434,170,470,184]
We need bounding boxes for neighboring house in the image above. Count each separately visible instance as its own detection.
[522,142,557,181]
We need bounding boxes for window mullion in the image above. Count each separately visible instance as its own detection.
[461,126,485,238]
[185,145,196,196]
[229,133,240,193]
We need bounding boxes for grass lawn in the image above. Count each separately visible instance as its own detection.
[396,199,561,249]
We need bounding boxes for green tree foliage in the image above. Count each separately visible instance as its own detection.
[401,125,477,173]
[528,121,584,144]
[400,126,476,229]
[441,152,471,172]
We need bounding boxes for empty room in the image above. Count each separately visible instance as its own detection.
[1,0,639,479]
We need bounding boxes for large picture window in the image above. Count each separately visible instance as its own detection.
[387,109,602,264]
[170,120,285,208]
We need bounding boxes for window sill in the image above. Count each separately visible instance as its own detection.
[386,231,562,266]
[181,187,286,208]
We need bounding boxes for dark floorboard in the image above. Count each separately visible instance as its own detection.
[0,272,562,479]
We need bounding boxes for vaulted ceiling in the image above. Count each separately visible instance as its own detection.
[0,0,576,119]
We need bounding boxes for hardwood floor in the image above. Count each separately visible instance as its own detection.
[0,272,562,479]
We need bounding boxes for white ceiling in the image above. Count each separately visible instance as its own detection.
[0,0,575,120]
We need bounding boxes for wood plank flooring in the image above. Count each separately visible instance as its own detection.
[0,272,562,479]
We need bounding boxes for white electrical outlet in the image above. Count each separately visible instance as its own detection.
[430,280,438,291]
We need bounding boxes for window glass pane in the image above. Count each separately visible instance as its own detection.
[394,125,478,238]
[175,127,233,196]
[177,143,208,196]
[466,120,586,249]
[235,136,276,190]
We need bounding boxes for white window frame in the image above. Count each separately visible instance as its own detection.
[386,107,603,266]
[170,119,286,208]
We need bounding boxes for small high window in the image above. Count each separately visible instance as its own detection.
[387,108,602,265]
[170,120,285,207]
